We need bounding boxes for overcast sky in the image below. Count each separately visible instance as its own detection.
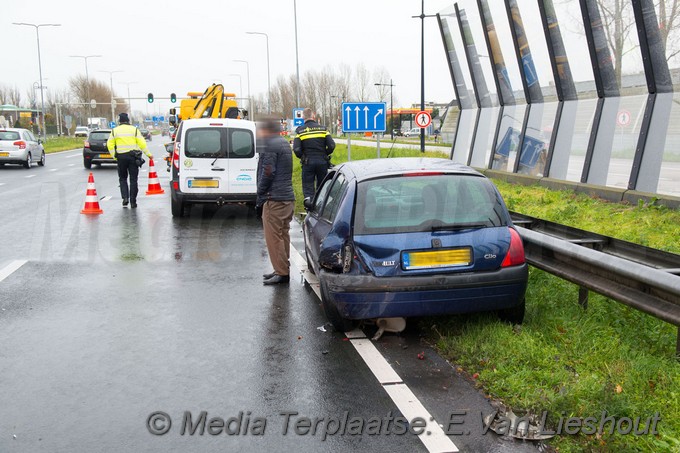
[3,0,457,116]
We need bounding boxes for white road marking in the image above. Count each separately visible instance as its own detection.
[100,196,112,201]
[65,153,81,159]
[25,174,36,178]
[0,183,5,186]
[0,260,27,283]
[49,168,58,172]
[289,248,459,453]
[68,163,75,167]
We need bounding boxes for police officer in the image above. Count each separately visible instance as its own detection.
[293,108,335,200]
[107,113,152,208]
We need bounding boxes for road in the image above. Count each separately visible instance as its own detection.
[0,140,540,452]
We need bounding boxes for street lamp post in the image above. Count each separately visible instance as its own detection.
[228,74,243,104]
[119,81,137,120]
[374,79,395,140]
[32,81,47,136]
[293,0,301,107]
[412,1,437,152]
[13,22,61,140]
[99,70,123,123]
[233,60,251,118]
[246,31,271,114]
[70,55,101,128]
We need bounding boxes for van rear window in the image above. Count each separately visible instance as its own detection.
[184,127,254,158]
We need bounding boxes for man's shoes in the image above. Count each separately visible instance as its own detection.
[263,274,290,285]
[122,198,129,207]
[131,202,138,209]
[262,271,276,279]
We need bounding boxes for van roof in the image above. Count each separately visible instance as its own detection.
[180,117,256,130]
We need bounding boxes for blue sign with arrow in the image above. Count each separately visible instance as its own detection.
[342,102,386,133]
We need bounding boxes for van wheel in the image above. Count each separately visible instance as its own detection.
[498,298,525,325]
[319,277,355,332]
[171,197,185,217]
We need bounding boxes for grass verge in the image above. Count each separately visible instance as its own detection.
[294,148,680,452]
[43,137,84,154]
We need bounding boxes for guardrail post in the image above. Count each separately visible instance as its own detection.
[579,287,589,310]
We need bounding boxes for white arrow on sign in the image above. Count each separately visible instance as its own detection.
[374,109,383,129]
[354,106,360,128]
[363,106,369,128]
[345,106,352,128]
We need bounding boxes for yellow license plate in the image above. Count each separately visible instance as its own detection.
[402,248,472,270]
[188,179,219,188]
[0,152,9,157]
[99,153,112,158]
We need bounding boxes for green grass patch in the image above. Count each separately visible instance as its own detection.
[293,149,680,451]
[43,137,84,154]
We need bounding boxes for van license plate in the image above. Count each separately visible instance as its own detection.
[402,248,472,270]
[188,179,219,188]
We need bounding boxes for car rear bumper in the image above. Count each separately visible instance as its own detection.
[83,149,116,164]
[171,186,257,205]
[0,150,29,163]
[320,264,528,319]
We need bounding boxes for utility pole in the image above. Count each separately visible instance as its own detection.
[412,2,436,152]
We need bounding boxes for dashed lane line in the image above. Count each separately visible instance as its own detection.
[289,249,459,453]
[0,260,27,283]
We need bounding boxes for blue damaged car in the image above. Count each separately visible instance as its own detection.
[302,158,528,332]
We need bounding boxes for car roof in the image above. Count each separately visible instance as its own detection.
[337,157,483,182]
[89,129,111,133]
[0,128,27,133]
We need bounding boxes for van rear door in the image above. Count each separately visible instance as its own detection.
[225,127,257,196]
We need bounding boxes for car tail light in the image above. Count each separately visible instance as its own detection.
[501,228,525,267]
[402,171,444,177]
[13,141,26,149]
[172,142,180,169]
[84,141,90,149]
[173,181,179,190]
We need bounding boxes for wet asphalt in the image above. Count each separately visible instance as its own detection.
[0,142,540,452]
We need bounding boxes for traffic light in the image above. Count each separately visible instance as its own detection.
[147,93,154,103]
[170,93,176,103]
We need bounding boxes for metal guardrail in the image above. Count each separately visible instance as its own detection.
[510,212,680,357]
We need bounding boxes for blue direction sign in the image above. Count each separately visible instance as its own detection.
[342,102,386,133]
[293,108,304,127]
[109,121,116,128]
[152,116,158,122]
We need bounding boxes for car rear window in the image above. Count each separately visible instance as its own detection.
[0,131,20,141]
[354,174,507,234]
[184,127,254,159]
[90,131,110,140]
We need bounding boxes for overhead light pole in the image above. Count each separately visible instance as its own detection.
[13,22,61,140]
[412,1,437,152]
[119,81,137,120]
[233,59,251,118]
[70,54,101,128]
[99,70,123,123]
[374,79,395,140]
[246,31,271,114]
[293,0,301,107]
[228,74,243,103]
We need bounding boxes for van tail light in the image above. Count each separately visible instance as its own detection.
[13,141,26,149]
[501,228,525,267]
[172,142,180,169]
[84,141,90,149]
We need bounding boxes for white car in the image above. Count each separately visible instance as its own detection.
[169,118,258,217]
[404,128,423,137]
[0,128,46,168]
[74,126,90,137]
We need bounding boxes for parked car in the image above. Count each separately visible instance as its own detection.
[74,126,90,137]
[403,128,422,137]
[302,157,528,331]
[0,128,46,168]
[169,117,258,217]
[83,129,115,169]
[139,128,152,141]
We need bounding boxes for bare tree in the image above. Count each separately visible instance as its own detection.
[355,63,371,102]
[658,0,680,63]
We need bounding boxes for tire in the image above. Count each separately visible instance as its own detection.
[498,298,526,325]
[171,197,185,217]
[38,151,45,167]
[24,153,31,169]
[319,276,355,332]
[83,159,92,169]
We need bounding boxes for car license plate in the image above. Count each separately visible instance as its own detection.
[402,248,472,270]
[0,152,9,157]
[188,179,219,188]
[99,153,112,158]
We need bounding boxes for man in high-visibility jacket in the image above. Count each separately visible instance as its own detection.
[107,113,152,208]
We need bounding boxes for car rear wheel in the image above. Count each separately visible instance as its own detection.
[83,159,92,169]
[497,298,525,325]
[319,276,355,332]
[38,151,45,167]
[24,153,31,169]
[171,197,185,217]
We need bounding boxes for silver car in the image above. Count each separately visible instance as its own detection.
[0,128,46,168]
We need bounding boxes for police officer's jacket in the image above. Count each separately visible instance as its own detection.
[107,124,152,158]
[293,120,335,164]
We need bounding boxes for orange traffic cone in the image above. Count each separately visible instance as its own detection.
[145,157,165,195]
[80,172,104,215]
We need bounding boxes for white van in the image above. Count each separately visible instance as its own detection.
[169,118,258,217]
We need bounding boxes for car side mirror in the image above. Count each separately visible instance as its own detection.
[303,197,314,211]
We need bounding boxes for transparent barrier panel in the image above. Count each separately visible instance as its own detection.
[492,104,526,171]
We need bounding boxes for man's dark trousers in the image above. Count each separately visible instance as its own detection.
[301,160,328,199]
[116,152,139,202]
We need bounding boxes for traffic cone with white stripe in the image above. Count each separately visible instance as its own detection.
[80,172,103,215]
[145,157,165,195]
